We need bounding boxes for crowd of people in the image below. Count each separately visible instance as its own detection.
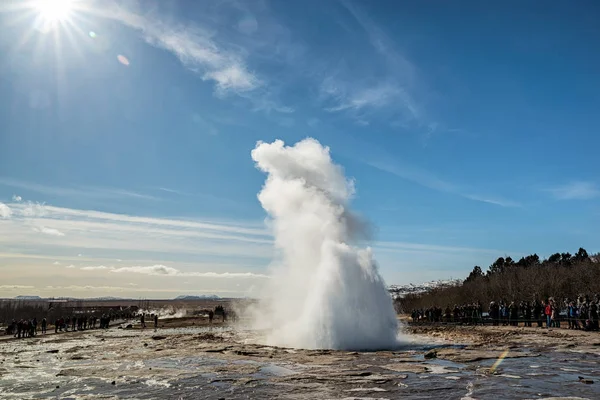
[411,302,483,325]
[51,314,114,333]
[410,295,600,331]
[5,318,42,338]
[5,312,121,338]
[4,306,234,339]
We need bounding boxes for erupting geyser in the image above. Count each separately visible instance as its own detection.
[251,138,399,350]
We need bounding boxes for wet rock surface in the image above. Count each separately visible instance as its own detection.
[0,323,600,399]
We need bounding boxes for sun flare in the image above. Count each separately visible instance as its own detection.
[34,0,75,23]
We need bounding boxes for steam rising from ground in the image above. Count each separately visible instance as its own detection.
[139,306,186,319]
[250,138,399,350]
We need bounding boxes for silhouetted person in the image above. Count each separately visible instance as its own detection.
[524,302,532,327]
[533,300,543,327]
[16,320,23,338]
[154,314,158,329]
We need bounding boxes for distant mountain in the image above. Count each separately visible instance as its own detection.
[88,296,125,300]
[15,295,42,300]
[388,280,461,299]
[174,295,221,300]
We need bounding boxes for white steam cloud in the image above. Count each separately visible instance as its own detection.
[251,138,399,350]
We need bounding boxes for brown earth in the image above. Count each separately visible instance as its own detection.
[405,323,600,362]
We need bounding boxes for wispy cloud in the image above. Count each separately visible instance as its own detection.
[158,187,182,195]
[375,241,505,255]
[33,226,65,237]
[100,3,260,95]
[41,285,240,294]
[461,194,522,208]
[0,202,274,270]
[323,79,408,114]
[319,1,426,128]
[12,195,22,202]
[0,285,35,290]
[80,265,111,271]
[369,160,520,207]
[0,177,157,201]
[97,1,300,114]
[153,185,242,208]
[21,201,47,217]
[547,181,600,200]
[0,203,11,219]
[77,264,267,278]
[109,265,268,278]
[0,198,506,287]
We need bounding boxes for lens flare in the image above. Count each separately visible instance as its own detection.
[489,348,510,374]
[117,55,130,66]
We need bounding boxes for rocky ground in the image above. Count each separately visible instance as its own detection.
[1,318,600,399]
[407,323,600,355]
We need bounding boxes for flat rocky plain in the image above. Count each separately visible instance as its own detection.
[1,317,600,399]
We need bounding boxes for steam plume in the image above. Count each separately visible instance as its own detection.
[251,138,399,350]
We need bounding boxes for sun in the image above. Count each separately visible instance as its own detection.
[34,0,75,23]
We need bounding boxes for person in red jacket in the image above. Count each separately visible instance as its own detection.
[545,300,552,328]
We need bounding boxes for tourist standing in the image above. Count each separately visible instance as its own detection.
[545,301,552,328]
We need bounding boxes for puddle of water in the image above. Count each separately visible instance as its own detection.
[259,364,297,377]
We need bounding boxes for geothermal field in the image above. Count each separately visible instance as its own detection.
[1,139,600,399]
[2,312,600,399]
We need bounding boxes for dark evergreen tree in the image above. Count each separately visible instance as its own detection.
[465,266,484,283]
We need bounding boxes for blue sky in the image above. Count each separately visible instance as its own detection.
[0,0,599,298]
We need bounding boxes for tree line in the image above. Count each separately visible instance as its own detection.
[396,248,600,312]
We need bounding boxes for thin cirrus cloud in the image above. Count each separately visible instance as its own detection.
[375,241,506,256]
[0,197,508,279]
[0,201,275,274]
[33,226,65,237]
[41,285,239,294]
[98,3,261,96]
[368,160,521,208]
[0,285,35,290]
[0,177,157,201]
[93,2,297,114]
[78,264,269,278]
[320,1,426,128]
[322,80,406,113]
[547,181,600,200]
